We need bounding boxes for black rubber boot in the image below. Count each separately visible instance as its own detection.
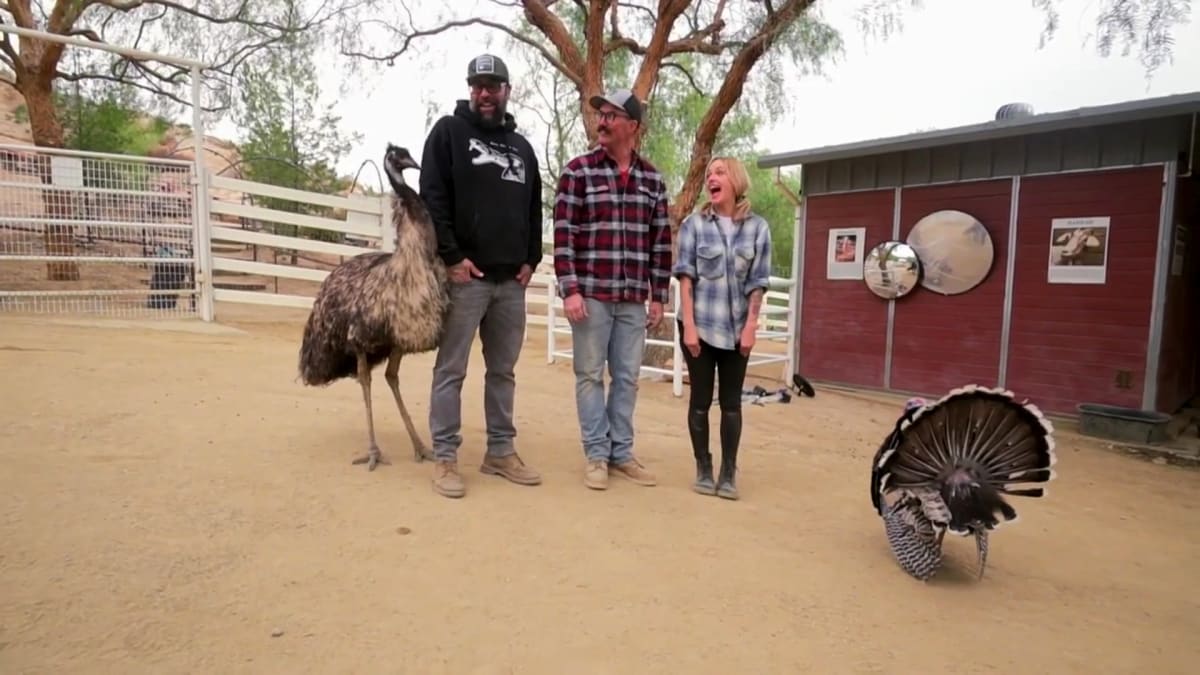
[688,407,715,495]
[717,409,742,500]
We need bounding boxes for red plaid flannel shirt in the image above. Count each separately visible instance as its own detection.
[552,147,672,305]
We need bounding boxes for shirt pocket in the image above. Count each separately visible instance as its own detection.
[581,183,612,229]
[697,243,724,280]
[733,244,756,280]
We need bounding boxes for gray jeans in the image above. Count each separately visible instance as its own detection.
[429,277,526,462]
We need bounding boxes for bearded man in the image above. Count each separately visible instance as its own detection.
[419,53,544,498]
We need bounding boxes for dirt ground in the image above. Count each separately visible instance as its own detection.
[1,304,1198,674]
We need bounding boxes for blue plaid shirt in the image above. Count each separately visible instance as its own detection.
[672,208,773,350]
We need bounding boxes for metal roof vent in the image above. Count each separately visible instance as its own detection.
[995,102,1035,120]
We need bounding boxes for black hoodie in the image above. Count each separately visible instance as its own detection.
[418,100,543,280]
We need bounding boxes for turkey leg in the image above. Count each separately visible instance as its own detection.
[351,352,391,471]
[974,528,990,580]
[385,349,434,462]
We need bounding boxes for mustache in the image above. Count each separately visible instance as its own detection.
[597,124,610,133]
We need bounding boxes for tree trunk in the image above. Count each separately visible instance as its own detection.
[20,72,79,281]
[643,0,815,373]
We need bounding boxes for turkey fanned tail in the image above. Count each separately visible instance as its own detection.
[872,385,1056,581]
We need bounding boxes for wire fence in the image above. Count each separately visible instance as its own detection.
[0,144,198,318]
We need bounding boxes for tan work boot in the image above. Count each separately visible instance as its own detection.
[611,458,656,486]
[584,459,608,490]
[432,460,465,498]
[480,452,542,485]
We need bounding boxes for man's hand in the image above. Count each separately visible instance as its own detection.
[646,301,663,329]
[739,324,757,357]
[563,292,588,323]
[516,264,533,288]
[448,258,484,284]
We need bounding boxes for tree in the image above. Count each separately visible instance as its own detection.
[234,0,360,234]
[0,0,376,149]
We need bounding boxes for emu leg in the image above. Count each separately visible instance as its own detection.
[385,349,433,462]
[351,352,390,471]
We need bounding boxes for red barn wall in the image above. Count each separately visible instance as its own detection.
[1156,175,1200,412]
[1006,166,1164,415]
[892,180,1012,394]
[799,189,894,387]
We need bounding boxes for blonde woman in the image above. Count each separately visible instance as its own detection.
[672,156,772,500]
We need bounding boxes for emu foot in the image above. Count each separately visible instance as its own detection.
[352,445,391,471]
[413,443,434,463]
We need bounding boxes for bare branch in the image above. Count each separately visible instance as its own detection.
[660,60,704,96]
[341,13,584,87]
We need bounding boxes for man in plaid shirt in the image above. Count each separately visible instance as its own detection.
[553,88,672,491]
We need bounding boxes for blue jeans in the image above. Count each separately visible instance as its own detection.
[570,298,647,464]
[429,278,526,462]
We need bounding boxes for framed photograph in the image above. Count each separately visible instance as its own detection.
[827,227,866,280]
[1048,216,1110,284]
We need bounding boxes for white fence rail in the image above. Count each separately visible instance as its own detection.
[0,142,796,398]
[204,174,390,310]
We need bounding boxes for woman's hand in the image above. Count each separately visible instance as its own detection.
[682,322,701,358]
[739,324,757,357]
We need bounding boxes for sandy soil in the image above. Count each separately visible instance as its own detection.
[1,305,1198,674]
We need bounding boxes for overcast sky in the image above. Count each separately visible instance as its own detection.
[207,0,1200,186]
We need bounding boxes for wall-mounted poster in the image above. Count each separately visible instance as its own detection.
[827,227,866,280]
[1048,216,1110,284]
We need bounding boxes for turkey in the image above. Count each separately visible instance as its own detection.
[870,385,1057,581]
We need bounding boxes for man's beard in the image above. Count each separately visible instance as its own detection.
[474,100,507,128]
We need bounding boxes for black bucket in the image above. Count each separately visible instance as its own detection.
[147,245,190,309]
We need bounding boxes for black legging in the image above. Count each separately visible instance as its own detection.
[678,321,749,465]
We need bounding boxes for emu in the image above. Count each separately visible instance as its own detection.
[297,144,450,470]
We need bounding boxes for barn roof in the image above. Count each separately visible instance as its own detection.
[757,90,1200,169]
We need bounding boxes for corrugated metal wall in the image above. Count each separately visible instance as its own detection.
[802,115,1192,196]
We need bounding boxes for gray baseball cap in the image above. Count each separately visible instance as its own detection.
[467,54,509,83]
[589,88,642,122]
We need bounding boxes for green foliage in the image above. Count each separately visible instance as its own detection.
[13,84,174,189]
[14,89,172,159]
[233,0,361,243]
[744,157,801,276]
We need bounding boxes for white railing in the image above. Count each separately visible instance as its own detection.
[203,175,390,310]
[531,244,795,397]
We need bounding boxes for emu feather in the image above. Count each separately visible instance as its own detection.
[297,144,450,470]
[870,385,1057,581]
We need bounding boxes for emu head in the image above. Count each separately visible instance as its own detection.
[384,144,420,194]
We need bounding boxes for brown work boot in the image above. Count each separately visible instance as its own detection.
[584,459,608,490]
[432,460,465,498]
[480,452,542,486]
[611,458,656,486]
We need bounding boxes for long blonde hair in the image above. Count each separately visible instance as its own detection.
[700,156,752,221]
